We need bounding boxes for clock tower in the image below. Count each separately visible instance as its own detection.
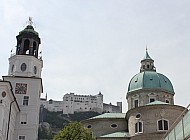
[3,19,43,140]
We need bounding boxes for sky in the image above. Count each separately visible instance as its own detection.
[0,0,190,112]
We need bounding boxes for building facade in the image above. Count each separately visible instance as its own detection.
[63,92,103,114]
[0,81,20,140]
[0,21,43,140]
[103,102,122,113]
[82,50,187,140]
[40,92,122,114]
[40,95,63,112]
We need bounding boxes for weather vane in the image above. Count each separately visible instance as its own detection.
[28,17,33,25]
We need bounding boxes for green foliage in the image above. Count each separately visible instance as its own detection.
[38,125,53,140]
[53,122,95,140]
[39,108,100,139]
[45,110,69,128]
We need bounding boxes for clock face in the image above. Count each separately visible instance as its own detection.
[15,83,27,94]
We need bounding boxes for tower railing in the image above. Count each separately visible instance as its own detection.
[10,53,42,60]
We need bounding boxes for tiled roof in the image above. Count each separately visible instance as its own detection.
[100,132,129,138]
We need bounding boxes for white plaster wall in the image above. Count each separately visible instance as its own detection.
[63,93,103,114]
[0,82,19,140]
[4,77,42,140]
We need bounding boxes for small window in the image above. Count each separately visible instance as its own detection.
[149,98,155,103]
[111,124,117,128]
[20,114,27,125]
[19,136,25,140]
[134,100,139,108]
[147,65,149,69]
[21,63,27,72]
[135,122,143,133]
[49,99,53,104]
[33,66,37,74]
[11,64,14,73]
[166,100,169,103]
[136,113,141,119]
[158,119,169,131]
[87,125,92,128]
[23,96,29,106]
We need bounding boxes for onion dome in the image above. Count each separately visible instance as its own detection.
[19,25,39,36]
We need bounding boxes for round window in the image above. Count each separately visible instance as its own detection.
[2,91,6,97]
[136,113,141,119]
[34,66,37,74]
[21,63,27,72]
[110,124,117,128]
[87,125,92,128]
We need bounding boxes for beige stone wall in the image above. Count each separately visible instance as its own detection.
[97,137,130,140]
[126,104,185,137]
[82,118,127,137]
[127,89,174,110]
[130,132,165,140]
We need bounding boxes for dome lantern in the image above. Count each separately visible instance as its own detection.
[140,49,156,72]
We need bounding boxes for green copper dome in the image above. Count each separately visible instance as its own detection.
[128,50,174,94]
[19,25,39,36]
[128,71,174,94]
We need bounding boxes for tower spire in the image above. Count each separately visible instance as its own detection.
[140,49,156,72]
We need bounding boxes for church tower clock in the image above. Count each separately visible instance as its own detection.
[3,18,43,140]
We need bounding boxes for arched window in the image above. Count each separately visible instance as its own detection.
[147,65,149,69]
[134,99,139,108]
[23,39,30,54]
[157,119,169,131]
[135,121,143,133]
[33,41,37,56]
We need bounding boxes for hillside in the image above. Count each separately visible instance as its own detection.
[38,108,100,139]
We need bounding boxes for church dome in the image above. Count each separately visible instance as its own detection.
[128,71,174,94]
[127,50,174,94]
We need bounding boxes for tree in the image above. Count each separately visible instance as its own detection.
[53,122,95,140]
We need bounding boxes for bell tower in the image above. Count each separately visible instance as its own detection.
[3,18,43,140]
[8,18,43,78]
[16,25,40,57]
